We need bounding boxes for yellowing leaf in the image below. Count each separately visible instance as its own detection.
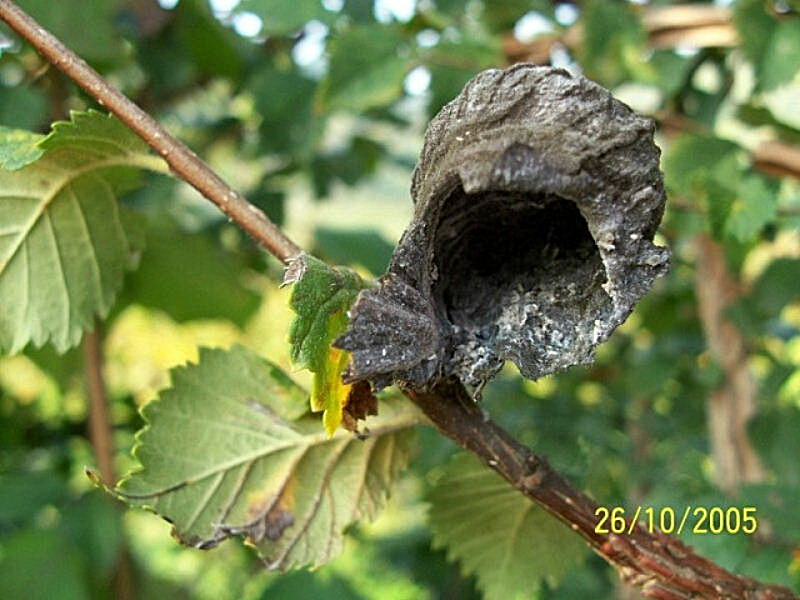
[313,344,353,436]
[286,253,367,434]
[116,346,420,571]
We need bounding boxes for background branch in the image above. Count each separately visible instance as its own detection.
[2,2,796,598]
[83,319,134,600]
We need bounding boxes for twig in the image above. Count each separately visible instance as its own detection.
[3,3,797,598]
[83,318,134,600]
[0,0,301,264]
[694,235,765,493]
[407,380,797,600]
[83,319,115,487]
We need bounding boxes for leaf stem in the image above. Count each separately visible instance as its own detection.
[0,0,302,263]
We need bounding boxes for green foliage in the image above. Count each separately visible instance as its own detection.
[250,64,320,159]
[122,220,260,327]
[318,25,411,113]
[16,0,126,64]
[117,346,419,570]
[0,111,165,354]
[0,84,47,130]
[429,454,587,599]
[239,0,329,35]
[0,126,43,170]
[579,0,648,86]
[1,0,800,598]
[287,254,367,434]
[760,19,800,92]
[664,134,778,242]
[313,227,394,276]
[0,529,90,600]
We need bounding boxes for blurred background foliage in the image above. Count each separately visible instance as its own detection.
[1,0,800,598]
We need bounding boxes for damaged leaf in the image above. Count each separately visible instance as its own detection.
[429,453,587,600]
[286,253,368,434]
[342,380,379,432]
[116,345,419,571]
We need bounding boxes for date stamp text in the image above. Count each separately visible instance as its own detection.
[594,506,758,535]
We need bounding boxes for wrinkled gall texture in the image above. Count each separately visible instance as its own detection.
[336,64,670,391]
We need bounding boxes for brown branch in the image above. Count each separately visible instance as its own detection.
[694,235,765,493]
[83,319,115,487]
[0,0,301,264]
[3,3,797,598]
[504,4,738,65]
[83,319,134,600]
[407,380,797,600]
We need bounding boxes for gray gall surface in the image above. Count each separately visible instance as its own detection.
[336,63,670,392]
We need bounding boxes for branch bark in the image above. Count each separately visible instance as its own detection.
[2,3,796,599]
[83,319,134,600]
[694,235,765,493]
[0,0,301,263]
[407,380,795,600]
[83,319,116,487]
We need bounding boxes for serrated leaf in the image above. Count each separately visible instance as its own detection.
[317,25,411,113]
[287,253,367,433]
[238,0,329,35]
[0,110,167,355]
[428,453,587,600]
[116,345,419,571]
[0,126,43,171]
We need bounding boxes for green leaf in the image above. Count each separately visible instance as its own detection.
[317,25,411,113]
[428,453,587,600]
[314,227,394,276]
[116,345,419,571]
[724,175,777,242]
[0,529,90,600]
[0,126,44,171]
[177,0,245,80]
[122,220,260,327]
[17,0,126,65]
[250,65,321,159]
[238,0,329,35]
[759,19,800,92]
[747,258,800,317]
[750,407,800,487]
[309,135,385,198]
[286,253,367,433]
[579,0,648,86]
[734,0,777,71]
[0,84,48,130]
[0,110,166,355]
[480,0,554,33]
[425,40,503,118]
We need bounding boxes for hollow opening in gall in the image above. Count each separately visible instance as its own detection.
[432,185,613,380]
